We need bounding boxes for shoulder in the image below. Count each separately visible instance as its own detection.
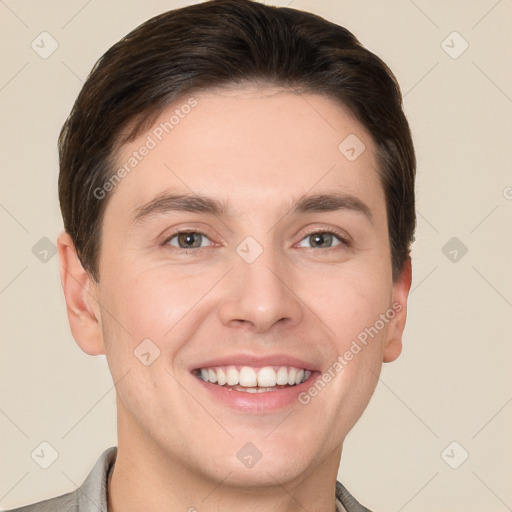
[2,491,77,512]
[336,480,374,512]
[3,446,117,512]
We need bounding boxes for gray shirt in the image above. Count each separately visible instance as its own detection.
[5,447,372,512]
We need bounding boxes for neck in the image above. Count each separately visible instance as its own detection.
[108,413,342,512]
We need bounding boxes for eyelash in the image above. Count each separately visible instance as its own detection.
[162,228,351,254]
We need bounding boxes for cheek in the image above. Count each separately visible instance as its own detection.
[306,267,390,408]
[308,266,392,342]
[102,265,204,343]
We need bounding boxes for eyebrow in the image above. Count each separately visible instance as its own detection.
[131,191,373,225]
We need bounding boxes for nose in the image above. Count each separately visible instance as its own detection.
[218,248,304,334]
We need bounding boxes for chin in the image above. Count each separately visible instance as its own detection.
[193,433,321,488]
[219,454,313,488]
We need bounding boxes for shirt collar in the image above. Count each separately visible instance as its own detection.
[76,447,365,512]
[77,446,117,511]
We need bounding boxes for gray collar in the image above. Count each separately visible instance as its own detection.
[78,447,373,512]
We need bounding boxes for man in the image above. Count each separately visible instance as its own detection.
[7,0,415,510]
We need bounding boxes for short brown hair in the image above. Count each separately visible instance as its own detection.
[58,0,416,282]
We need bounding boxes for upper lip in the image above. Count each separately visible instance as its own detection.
[190,353,317,372]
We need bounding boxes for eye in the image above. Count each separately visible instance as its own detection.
[162,228,350,253]
[164,231,213,250]
[296,229,349,249]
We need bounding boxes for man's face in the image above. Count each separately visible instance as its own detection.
[77,86,409,486]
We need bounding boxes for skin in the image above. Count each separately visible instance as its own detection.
[58,85,412,512]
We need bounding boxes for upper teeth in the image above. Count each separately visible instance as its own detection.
[197,366,311,387]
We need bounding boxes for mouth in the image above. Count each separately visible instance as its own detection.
[192,365,313,393]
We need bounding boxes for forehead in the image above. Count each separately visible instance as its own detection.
[107,85,384,220]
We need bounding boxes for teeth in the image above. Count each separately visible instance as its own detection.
[216,367,227,386]
[226,366,238,386]
[257,367,277,387]
[196,365,312,389]
[239,366,257,387]
[238,386,280,393]
[276,366,288,385]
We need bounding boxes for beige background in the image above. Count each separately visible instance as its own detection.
[1,0,511,510]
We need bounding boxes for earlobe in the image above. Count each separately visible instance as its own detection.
[383,256,412,363]
[57,231,105,356]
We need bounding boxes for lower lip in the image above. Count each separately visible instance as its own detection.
[192,373,318,413]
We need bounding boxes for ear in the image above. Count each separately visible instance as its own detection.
[383,256,412,363]
[57,231,105,356]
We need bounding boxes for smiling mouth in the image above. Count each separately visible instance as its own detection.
[193,365,312,393]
